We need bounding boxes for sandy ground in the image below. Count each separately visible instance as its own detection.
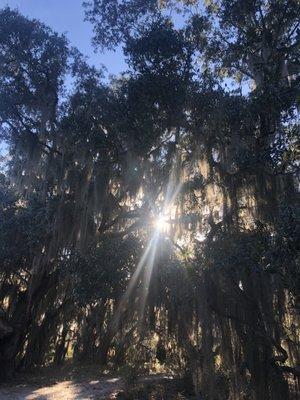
[0,366,175,400]
[0,377,123,399]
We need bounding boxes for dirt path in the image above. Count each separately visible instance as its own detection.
[0,376,123,399]
[0,366,177,400]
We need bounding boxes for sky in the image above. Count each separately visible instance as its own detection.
[1,0,127,75]
[0,0,128,160]
[0,1,242,159]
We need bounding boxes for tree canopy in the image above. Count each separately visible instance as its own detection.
[0,2,299,399]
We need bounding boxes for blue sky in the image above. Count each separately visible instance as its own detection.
[0,1,128,159]
[1,0,127,75]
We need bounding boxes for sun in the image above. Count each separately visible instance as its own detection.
[154,214,169,232]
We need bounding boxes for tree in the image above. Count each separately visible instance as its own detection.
[0,3,299,399]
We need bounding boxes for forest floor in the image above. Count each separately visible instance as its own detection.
[0,365,189,400]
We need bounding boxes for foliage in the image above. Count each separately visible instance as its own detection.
[0,3,299,400]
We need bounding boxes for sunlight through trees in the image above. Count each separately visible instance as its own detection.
[0,1,299,399]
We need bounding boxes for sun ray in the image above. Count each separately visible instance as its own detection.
[113,160,183,331]
[113,233,158,328]
[138,231,159,326]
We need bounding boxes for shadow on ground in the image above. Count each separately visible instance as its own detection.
[0,365,191,400]
[0,365,123,399]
